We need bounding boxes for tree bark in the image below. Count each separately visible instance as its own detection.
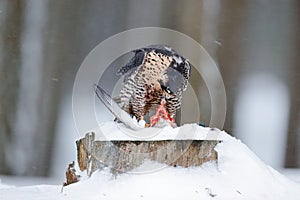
[77,132,219,176]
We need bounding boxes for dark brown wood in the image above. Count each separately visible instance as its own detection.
[76,132,220,176]
[63,161,80,187]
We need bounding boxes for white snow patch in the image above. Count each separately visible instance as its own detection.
[0,179,13,190]
[138,119,146,127]
[1,123,300,200]
[91,122,224,141]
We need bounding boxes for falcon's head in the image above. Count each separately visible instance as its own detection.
[159,56,191,99]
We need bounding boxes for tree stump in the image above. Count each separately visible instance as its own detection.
[76,124,221,175]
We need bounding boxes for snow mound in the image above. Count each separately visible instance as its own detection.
[91,122,226,141]
[1,123,300,200]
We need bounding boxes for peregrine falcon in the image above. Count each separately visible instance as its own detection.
[117,45,191,126]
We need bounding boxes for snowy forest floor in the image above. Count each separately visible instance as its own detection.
[1,124,300,200]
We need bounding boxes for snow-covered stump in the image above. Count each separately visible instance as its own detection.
[76,123,221,175]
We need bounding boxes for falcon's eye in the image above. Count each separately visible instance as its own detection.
[165,87,172,94]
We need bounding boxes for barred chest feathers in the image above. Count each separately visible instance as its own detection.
[117,45,191,126]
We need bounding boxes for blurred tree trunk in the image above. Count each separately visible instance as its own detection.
[0,0,23,174]
[5,0,76,176]
[200,0,223,128]
[49,0,131,177]
[24,0,90,176]
[222,0,295,168]
[285,62,300,168]
[217,0,247,133]
[167,0,204,125]
[285,1,300,167]
[7,0,52,176]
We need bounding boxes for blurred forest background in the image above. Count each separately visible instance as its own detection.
[0,0,299,181]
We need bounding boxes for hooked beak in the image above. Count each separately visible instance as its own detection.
[164,92,172,99]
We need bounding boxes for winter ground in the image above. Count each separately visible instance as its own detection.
[1,123,300,200]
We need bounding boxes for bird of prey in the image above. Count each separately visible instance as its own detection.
[116,45,191,127]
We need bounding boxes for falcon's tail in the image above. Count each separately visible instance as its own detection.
[93,84,143,130]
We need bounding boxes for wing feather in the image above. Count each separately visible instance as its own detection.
[116,49,146,76]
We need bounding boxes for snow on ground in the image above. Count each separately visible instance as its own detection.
[1,123,300,200]
[280,169,300,183]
